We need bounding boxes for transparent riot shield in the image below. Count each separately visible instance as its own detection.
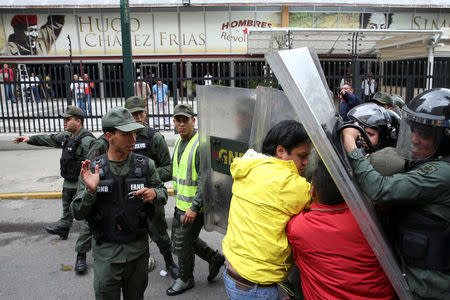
[248,87,297,152]
[266,47,413,299]
[197,85,256,233]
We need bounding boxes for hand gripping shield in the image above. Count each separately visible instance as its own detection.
[266,47,413,299]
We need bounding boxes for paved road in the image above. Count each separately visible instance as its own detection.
[0,147,229,299]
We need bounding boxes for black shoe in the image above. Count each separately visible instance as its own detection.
[166,278,194,296]
[75,253,87,274]
[163,253,179,279]
[207,251,225,282]
[45,225,69,240]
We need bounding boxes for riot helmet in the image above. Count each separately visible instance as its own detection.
[348,102,400,152]
[396,88,450,160]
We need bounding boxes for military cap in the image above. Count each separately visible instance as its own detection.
[102,107,144,132]
[369,91,393,107]
[124,96,146,113]
[59,105,84,118]
[173,103,194,118]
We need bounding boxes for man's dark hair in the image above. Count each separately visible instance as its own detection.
[74,116,84,125]
[312,160,344,205]
[262,120,310,156]
[102,127,117,134]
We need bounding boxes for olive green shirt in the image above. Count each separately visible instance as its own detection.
[87,127,172,182]
[173,131,202,212]
[27,128,96,189]
[70,153,168,263]
[138,127,172,182]
[348,148,450,299]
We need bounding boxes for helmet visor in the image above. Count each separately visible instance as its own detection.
[396,111,442,160]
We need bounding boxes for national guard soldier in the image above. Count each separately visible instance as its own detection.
[14,105,95,241]
[70,106,167,300]
[167,104,225,296]
[125,96,178,278]
[75,96,179,277]
[342,88,450,299]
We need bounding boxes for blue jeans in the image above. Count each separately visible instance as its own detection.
[5,83,16,102]
[222,264,280,300]
[85,94,92,115]
[77,95,86,116]
[31,86,41,102]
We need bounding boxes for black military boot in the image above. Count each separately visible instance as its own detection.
[207,251,225,282]
[75,252,87,274]
[45,225,69,240]
[163,253,179,279]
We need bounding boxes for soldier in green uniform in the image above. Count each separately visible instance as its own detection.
[166,104,225,296]
[14,105,96,241]
[75,96,179,277]
[70,106,167,300]
[342,88,450,299]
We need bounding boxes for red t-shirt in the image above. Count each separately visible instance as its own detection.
[1,68,14,82]
[286,202,396,300]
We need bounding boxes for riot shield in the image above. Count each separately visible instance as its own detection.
[249,87,297,152]
[266,47,413,299]
[197,85,256,233]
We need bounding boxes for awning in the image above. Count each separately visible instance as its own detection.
[247,28,444,59]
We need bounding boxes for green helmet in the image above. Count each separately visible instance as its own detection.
[369,91,393,107]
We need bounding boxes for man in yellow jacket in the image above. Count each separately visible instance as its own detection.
[222,120,312,299]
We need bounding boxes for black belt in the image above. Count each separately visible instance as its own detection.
[226,268,277,290]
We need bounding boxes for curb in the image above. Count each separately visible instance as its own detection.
[0,189,175,200]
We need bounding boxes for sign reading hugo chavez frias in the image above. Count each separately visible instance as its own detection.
[0,10,449,56]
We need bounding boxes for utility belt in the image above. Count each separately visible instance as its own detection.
[225,259,277,291]
[397,211,450,270]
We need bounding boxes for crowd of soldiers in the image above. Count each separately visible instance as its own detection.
[12,84,449,300]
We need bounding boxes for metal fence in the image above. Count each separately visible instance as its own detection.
[1,58,449,134]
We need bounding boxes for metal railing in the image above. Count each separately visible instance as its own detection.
[1,59,449,134]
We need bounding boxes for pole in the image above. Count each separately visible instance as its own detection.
[120,0,134,98]
[66,35,73,106]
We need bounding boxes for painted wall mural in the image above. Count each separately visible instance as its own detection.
[0,11,448,56]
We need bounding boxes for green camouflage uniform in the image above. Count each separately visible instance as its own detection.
[75,126,173,255]
[171,132,218,282]
[27,128,95,229]
[348,148,450,299]
[70,154,167,300]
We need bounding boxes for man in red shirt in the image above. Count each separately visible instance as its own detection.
[286,160,395,300]
[1,64,16,103]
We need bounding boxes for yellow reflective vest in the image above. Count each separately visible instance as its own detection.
[222,149,311,284]
[172,132,199,212]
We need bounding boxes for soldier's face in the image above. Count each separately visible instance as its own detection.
[174,115,195,141]
[276,142,312,175]
[411,127,436,159]
[132,111,147,125]
[364,127,379,148]
[108,130,137,155]
[64,117,79,133]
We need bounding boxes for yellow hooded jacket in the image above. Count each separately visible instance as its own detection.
[222,149,311,284]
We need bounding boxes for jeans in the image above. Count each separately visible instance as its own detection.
[31,86,41,102]
[5,83,16,102]
[77,95,86,116]
[85,94,92,115]
[222,264,280,300]
[153,101,169,127]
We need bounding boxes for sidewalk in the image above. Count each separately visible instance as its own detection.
[0,131,177,197]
